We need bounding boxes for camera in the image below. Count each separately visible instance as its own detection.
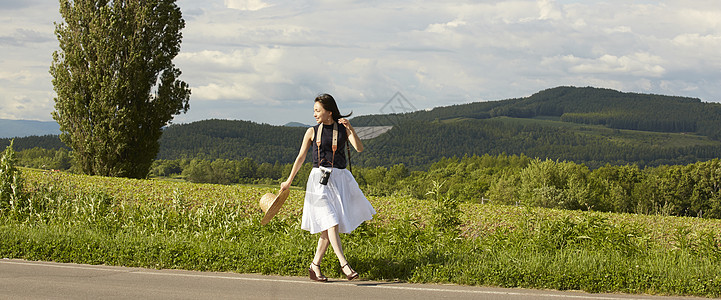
[319,166,332,185]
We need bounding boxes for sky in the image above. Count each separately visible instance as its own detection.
[1,0,721,126]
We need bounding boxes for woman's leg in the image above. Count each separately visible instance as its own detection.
[311,231,330,276]
[326,225,348,266]
[327,225,358,279]
[313,231,330,264]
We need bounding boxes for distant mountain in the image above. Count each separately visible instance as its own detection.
[351,86,721,140]
[5,87,721,169]
[0,119,61,138]
[0,134,67,151]
[283,122,311,127]
[156,119,307,164]
[150,87,721,168]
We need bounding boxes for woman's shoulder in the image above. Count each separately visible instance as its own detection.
[311,122,346,132]
[305,126,315,138]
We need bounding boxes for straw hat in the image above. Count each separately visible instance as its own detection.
[259,189,290,225]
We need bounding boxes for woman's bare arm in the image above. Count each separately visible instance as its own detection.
[338,118,363,153]
[281,127,314,191]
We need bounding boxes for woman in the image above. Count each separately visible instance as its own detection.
[280,94,376,282]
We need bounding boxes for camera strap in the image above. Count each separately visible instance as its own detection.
[315,122,338,168]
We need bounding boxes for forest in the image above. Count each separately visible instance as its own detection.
[7,86,720,170]
[352,86,721,138]
[155,153,721,219]
[3,86,721,218]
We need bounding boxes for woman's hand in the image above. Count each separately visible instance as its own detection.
[339,118,364,152]
[338,118,353,130]
[280,180,292,192]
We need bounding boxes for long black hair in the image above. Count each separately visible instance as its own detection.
[315,93,352,123]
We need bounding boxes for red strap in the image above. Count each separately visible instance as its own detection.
[316,123,338,168]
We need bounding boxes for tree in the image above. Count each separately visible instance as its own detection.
[50,0,190,178]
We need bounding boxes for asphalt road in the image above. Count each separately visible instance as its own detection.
[0,259,700,300]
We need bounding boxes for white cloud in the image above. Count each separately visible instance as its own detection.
[426,18,466,34]
[2,0,721,125]
[191,83,256,102]
[537,0,562,21]
[672,33,721,49]
[564,53,666,77]
[0,70,36,85]
[224,0,272,11]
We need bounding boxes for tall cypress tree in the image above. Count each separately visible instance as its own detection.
[50,0,190,178]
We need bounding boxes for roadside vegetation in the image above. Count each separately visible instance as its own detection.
[1,142,719,297]
[9,148,721,219]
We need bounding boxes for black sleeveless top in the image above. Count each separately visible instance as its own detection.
[312,122,348,169]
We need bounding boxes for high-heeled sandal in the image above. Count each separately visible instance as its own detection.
[340,263,359,280]
[308,262,327,282]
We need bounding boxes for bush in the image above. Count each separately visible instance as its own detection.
[15,147,72,170]
[515,159,592,210]
[4,169,721,297]
[0,140,26,214]
[426,181,461,234]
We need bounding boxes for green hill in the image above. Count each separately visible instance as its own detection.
[4,86,721,169]
[353,86,721,138]
[353,117,720,169]
[348,86,721,168]
[156,119,307,163]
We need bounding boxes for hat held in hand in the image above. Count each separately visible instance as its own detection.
[259,189,290,225]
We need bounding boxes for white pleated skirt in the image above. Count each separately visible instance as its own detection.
[302,168,376,234]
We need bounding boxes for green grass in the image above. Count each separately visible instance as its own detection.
[492,116,719,148]
[1,169,720,297]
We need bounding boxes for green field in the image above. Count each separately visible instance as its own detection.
[1,169,720,297]
[490,116,720,148]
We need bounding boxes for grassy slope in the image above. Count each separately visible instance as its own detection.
[3,169,720,297]
[19,169,720,242]
[459,116,720,149]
